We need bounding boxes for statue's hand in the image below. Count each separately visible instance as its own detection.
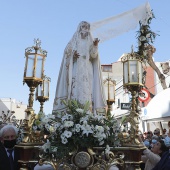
[93,38,100,46]
[73,50,80,59]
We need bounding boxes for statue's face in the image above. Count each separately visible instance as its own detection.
[80,22,89,31]
[79,22,90,39]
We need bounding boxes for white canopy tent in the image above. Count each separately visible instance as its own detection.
[141,88,170,120]
[141,88,170,132]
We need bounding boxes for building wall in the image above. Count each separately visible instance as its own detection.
[0,98,27,120]
[155,62,170,93]
[142,65,156,106]
[102,61,129,117]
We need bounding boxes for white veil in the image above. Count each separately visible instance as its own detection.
[90,2,152,43]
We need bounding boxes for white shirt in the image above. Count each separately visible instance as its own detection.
[5,148,14,159]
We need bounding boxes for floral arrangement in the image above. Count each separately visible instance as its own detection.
[136,9,159,60]
[39,100,120,159]
[32,112,55,133]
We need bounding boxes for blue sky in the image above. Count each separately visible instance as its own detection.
[0,0,170,114]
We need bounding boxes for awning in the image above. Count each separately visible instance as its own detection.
[141,88,170,120]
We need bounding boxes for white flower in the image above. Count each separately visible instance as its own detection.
[81,123,93,136]
[76,108,84,113]
[80,116,88,123]
[75,124,81,129]
[95,125,104,133]
[61,114,69,122]
[95,115,104,121]
[41,117,49,123]
[94,132,106,141]
[62,137,68,144]
[75,128,80,133]
[75,124,81,132]
[53,122,61,130]
[139,36,146,41]
[67,114,73,120]
[45,124,50,130]
[63,130,72,138]
[64,121,74,128]
[146,33,151,38]
[61,114,73,122]
[61,133,65,139]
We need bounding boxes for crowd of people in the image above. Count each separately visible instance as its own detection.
[139,128,170,170]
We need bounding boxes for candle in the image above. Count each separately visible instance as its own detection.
[132,72,135,81]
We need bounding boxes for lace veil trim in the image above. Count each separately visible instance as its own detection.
[90,2,152,43]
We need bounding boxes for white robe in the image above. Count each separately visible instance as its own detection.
[53,21,106,113]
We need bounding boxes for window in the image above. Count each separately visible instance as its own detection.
[101,65,112,72]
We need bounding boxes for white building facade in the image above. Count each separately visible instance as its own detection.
[0,98,27,120]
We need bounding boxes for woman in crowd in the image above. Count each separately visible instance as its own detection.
[139,137,169,170]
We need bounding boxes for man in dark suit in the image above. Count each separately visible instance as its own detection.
[0,124,19,170]
[152,138,170,170]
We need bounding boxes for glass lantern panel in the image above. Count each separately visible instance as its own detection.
[109,84,115,100]
[124,62,128,84]
[35,55,43,79]
[104,82,115,100]
[129,60,138,83]
[44,81,49,97]
[37,84,43,96]
[26,55,35,77]
[138,61,143,84]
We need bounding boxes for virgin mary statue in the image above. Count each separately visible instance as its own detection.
[53,2,152,114]
[53,21,106,114]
